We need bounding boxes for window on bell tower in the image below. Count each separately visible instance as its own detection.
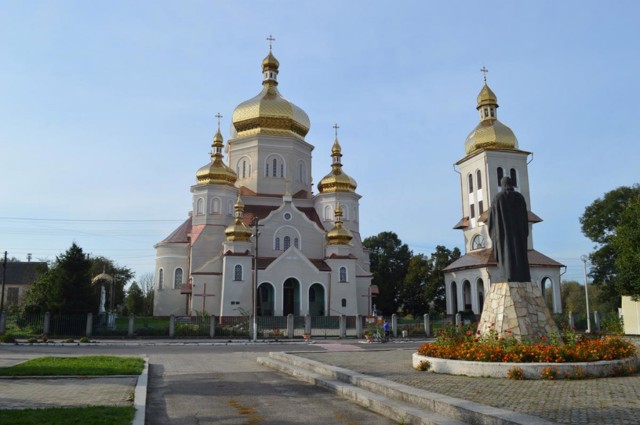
[476,170,482,190]
[497,167,504,185]
[468,174,473,193]
[510,168,518,187]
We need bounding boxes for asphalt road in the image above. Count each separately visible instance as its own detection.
[0,342,409,424]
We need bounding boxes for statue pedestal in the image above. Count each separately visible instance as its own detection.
[478,282,559,342]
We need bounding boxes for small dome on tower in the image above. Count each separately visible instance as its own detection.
[231,50,310,138]
[318,136,357,193]
[464,82,518,155]
[195,125,238,185]
[225,195,253,242]
[326,203,353,245]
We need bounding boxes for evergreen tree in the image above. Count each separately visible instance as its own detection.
[125,282,144,315]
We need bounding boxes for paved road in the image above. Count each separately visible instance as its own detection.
[0,342,404,425]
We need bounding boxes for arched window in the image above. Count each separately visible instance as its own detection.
[196,198,204,215]
[470,204,476,219]
[324,205,333,220]
[339,267,347,282]
[476,170,482,190]
[497,167,504,186]
[479,200,484,215]
[211,198,221,214]
[294,238,299,249]
[174,268,183,288]
[284,236,291,250]
[272,158,277,177]
[265,163,269,177]
[341,298,347,307]
[275,238,280,250]
[234,265,243,281]
[158,269,164,290]
[468,174,473,193]
[298,161,305,183]
[280,163,284,177]
[510,168,518,187]
[242,160,246,179]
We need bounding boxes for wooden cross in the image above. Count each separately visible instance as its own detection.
[333,123,340,138]
[480,66,489,83]
[193,283,215,313]
[266,35,275,51]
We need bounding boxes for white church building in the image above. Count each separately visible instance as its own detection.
[443,77,564,317]
[153,48,373,317]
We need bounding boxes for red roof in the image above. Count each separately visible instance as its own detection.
[444,248,564,272]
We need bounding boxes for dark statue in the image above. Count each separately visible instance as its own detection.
[488,176,531,282]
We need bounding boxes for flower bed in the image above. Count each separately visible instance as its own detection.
[414,323,638,379]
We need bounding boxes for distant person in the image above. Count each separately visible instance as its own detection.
[488,176,531,282]
[383,320,390,338]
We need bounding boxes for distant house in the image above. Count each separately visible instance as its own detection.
[1,262,48,307]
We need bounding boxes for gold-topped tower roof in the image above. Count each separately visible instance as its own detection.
[326,202,353,245]
[225,195,253,242]
[464,67,518,155]
[318,124,358,193]
[231,36,310,138]
[196,113,238,185]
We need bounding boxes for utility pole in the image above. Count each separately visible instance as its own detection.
[1,251,7,313]
[252,217,262,342]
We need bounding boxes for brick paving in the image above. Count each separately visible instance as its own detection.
[298,348,640,425]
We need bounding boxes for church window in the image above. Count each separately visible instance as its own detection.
[174,268,183,289]
[242,160,246,179]
[275,238,280,250]
[228,200,234,215]
[470,204,476,219]
[342,205,349,220]
[158,269,164,290]
[497,167,504,185]
[298,161,306,183]
[484,108,489,118]
[341,299,347,307]
[324,205,333,220]
[339,267,347,282]
[476,170,482,190]
[211,198,221,214]
[272,158,277,177]
[294,238,299,249]
[468,174,473,193]
[284,236,291,250]
[196,198,204,215]
[490,108,495,118]
[280,163,284,177]
[265,163,269,177]
[479,200,484,215]
[234,265,243,281]
[510,168,518,187]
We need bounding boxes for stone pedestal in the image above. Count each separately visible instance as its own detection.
[478,281,559,342]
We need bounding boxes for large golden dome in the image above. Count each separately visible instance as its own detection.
[318,137,357,193]
[464,83,518,155]
[231,51,310,138]
[196,127,238,185]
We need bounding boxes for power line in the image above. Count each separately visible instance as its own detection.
[0,217,183,223]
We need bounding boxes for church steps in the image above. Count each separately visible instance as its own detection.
[258,352,555,425]
[257,355,466,425]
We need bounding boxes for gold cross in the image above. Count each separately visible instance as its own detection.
[215,112,223,128]
[333,123,340,138]
[266,35,275,51]
[480,66,489,83]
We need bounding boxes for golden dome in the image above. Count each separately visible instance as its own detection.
[231,51,310,138]
[318,138,357,193]
[225,195,252,242]
[326,203,353,245]
[196,127,238,186]
[464,83,518,155]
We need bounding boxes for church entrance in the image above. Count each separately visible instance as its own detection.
[308,283,325,316]
[462,280,472,311]
[257,282,274,316]
[282,278,300,316]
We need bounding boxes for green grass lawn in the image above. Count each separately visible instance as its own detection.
[0,355,144,376]
[0,406,135,425]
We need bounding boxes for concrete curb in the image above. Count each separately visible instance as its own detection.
[260,352,556,425]
[132,356,148,425]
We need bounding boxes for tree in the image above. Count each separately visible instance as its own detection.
[125,282,144,315]
[22,243,97,315]
[363,232,412,315]
[424,245,461,317]
[580,184,640,300]
[137,272,155,316]
[400,254,431,316]
[611,196,640,298]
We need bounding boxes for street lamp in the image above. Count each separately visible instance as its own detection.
[581,255,591,333]
[252,217,261,342]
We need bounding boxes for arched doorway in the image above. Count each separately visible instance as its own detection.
[450,281,458,314]
[477,278,485,314]
[257,282,274,316]
[541,277,554,312]
[308,283,325,316]
[283,278,300,316]
[462,280,472,311]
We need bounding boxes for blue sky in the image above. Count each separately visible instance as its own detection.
[1,1,638,284]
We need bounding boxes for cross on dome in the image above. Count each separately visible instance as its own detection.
[266,35,275,51]
[333,123,340,138]
[215,112,223,129]
[480,66,489,83]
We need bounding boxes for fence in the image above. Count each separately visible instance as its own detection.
[0,312,435,340]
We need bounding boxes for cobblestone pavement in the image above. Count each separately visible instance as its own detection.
[297,348,640,425]
[0,376,137,409]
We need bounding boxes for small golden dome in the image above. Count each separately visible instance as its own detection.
[196,127,238,185]
[318,138,357,193]
[231,51,310,138]
[464,83,518,155]
[225,195,252,242]
[326,203,353,245]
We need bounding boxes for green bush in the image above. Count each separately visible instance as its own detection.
[0,334,17,343]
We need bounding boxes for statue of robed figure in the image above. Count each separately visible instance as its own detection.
[488,176,531,282]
